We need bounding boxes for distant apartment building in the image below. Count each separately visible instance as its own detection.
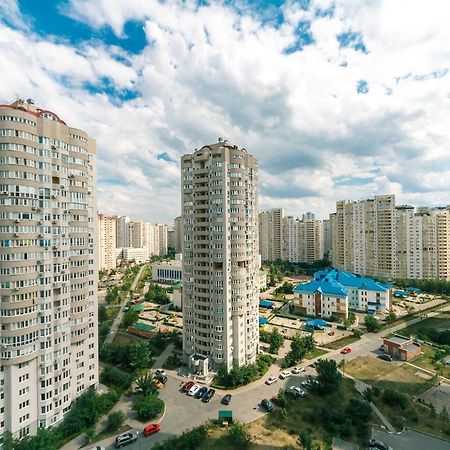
[173,215,182,253]
[258,208,283,261]
[281,214,323,263]
[323,219,330,258]
[115,215,130,248]
[0,100,98,441]
[117,247,149,263]
[293,268,391,318]
[395,205,450,280]
[330,195,396,279]
[182,140,260,372]
[155,223,168,256]
[98,214,117,271]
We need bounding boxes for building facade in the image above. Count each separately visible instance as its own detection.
[181,140,259,372]
[152,257,182,284]
[258,208,283,261]
[98,214,117,271]
[0,100,98,441]
[115,215,130,248]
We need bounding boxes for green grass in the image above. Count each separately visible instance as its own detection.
[412,344,450,379]
[345,356,436,396]
[113,332,147,346]
[305,347,328,360]
[323,334,361,350]
[392,311,450,343]
[91,423,131,444]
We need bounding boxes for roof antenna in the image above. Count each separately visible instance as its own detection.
[218,137,223,142]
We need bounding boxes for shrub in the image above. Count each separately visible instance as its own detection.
[152,424,208,450]
[100,365,132,390]
[107,411,125,431]
[381,388,409,408]
[133,394,164,421]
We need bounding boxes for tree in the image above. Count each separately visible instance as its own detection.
[224,422,252,449]
[385,310,397,322]
[128,340,151,370]
[100,366,132,389]
[315,359,341,394]
[84,426,95,445]
[364,315,381,332]
[284,332,315,367]
[108,411,125,431]
[106,286,119,304]
[122,310,139,328]
[136,372,158,396]
[440,406,449,423]
[298,429,313,450]
[268,328,285,354]
[133,394,164,421]
[98,304,108,322]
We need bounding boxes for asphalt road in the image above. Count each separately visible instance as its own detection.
[371,427,450,450]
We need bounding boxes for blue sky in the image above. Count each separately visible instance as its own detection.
[0,0,449,223]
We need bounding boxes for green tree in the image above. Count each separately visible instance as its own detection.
[100,365,132,389]
[107,411,125,431]
[84,427,95,445]
[284,332,315,367]
[136,372,158,396]
[224,422,252,449]
[98,304,108,322]
[298,429,313,450]
[129,340,151,370]
[440,406,449,423]
[133,394,164,421]
[122,310,139,328]
[268,328,285,354]
[364,315,382,332]
[106,286,119,304]
[315,359,341,394]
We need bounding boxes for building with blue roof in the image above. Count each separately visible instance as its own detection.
[293,268,392,318]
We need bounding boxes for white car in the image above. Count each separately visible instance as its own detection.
[187,384,200,396]
[279,370,292,379]
[289,386,307,397]
[265,376,278,385]
[292,366,305,374]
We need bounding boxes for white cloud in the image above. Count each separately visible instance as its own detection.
[0,0,449,223]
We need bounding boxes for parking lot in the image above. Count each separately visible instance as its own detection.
[371,427,450,450]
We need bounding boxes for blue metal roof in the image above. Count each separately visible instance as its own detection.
[314,268,388,292]
[294,278,348,297]
[305,319,328,328]
[406,287,421,292]
[259,300,274,308]
[259,317,268,326]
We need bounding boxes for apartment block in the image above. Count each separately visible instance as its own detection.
[281,215,324,263]
[258,208,283,261]
[330,195,396,279]
[182,140,259,372]
[115,215,130,248]
[0,100,98,441]
[98,214,117,271]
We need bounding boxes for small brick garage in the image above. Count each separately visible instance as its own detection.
[383,336,422,361]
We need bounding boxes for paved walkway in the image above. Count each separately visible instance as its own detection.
[152,344,175,370]
[104,265,146,346]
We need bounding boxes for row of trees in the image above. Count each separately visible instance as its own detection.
[260,328,285,354]
[144,283,171,304]
[212,354,274,389]
[395,278,450,295]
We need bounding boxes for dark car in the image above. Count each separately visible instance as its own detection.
[377,354,392,362]
[155,373,167,384]
[221,394,232,405]
[195,386,208,399]
[368,439,390,450]
[201,388,215,403]
[261,398,273,412]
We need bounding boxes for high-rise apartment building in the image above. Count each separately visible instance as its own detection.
[98,214,117,271]
[281,215,324,263]
[258,208,283,261]
[330,195,396,279]
[323,219,330,257]
[181,140,259,372]
[115,215,130,248]
[173,215,182,253]
[0,100,98,440]
[155,224,168,256]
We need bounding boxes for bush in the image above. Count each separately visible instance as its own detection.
[364,316,382,332]
[133,394,164,421]
[381,388,409,408]
[222,422,252,448]
[100,366,132,390]
[163,354,182,370]
[152,424,209,450]
[107,411,125,431]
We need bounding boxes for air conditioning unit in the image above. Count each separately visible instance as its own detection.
[38,234,43,238]
[15,219,20,223]
[60,185,65,189]
[1,191,8,195]
[62,233,65,237]
[68,174,74,179]
[32,207,36,211]
[14,233,19,237]
[38,220,43,225]
[52,245,58,250]
[52,220,57,224]
[51,195,56,199]
[39,273,44,277]
[13,287,19,291]
[37,260,42,264]
[51,145,57,150]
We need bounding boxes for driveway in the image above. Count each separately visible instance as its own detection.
[371,427,450,450]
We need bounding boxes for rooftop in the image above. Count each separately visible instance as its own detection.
[314,268,389,292]
[384,335,413,346]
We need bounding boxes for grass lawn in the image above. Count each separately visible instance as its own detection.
[91,423,131,445]
[412,344,450,379]
[345,356,436,396]
[389,311,450,342]
[324,334,361,350]
[113,331,147,346]
[305,347,328,360]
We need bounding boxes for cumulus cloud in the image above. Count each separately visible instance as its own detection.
[0,0,449,223]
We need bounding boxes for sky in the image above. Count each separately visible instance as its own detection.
[0,0,449,224]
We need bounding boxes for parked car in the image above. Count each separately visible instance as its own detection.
[155,369,166,377]
[221,394,232,405]
[289,386,307,398]
[202,388,215,403]
[115,431,138,448]
[87,447,105,450]
[341,347,351,354]
[143,423,161,437]
[378,354,392,362]
[265,376,278,385]
[368,439,391,450]
[279,370,292,379]
[302,378,318,388]
[153,379,164,389]
[155,373,167,384]
[195,386,208,399]
[328,331,335,336]
[187,384,200,396]
[261,398,273,412]
[292,366,305,374]
[182,381,194,392]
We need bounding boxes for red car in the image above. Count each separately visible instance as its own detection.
[182,381,194,393]
[341,347,351,354]
[143,423,160,436]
